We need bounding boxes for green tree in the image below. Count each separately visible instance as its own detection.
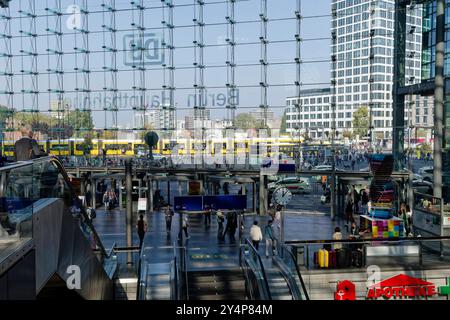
[67,110,93,137]
[234,113,258,130]
[352,106,369,138]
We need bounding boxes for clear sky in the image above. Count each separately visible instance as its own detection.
[0,0,331,128]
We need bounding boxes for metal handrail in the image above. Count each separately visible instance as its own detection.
[285,235,450,245]
[279,244,309,300]
[137,240,147,300]
[183,246,189,301]
[1,156,110,258]
[171,242,189,300]
[242,238,272,300]
[49,156,109,257]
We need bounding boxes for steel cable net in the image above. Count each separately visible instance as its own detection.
[0,0,425,158]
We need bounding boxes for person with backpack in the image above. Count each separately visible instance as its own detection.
[264,220,277,258]
[14,126,47,161]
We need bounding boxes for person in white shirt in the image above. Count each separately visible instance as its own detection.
[250,221,263,250]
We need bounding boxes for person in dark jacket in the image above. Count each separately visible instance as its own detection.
[136,214,147,248]
[14,126,47,161]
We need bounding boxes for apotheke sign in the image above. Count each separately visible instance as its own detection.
[367,274,437,300]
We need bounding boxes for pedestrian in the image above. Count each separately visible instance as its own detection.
[217,209,225,238]
[204,208,212,226]
[164,205,174,234]
[345,192,354,226]
[250,221,263,250]
[103,190,110,211]
[223,182,229,195]
[273,206,281,230]
[181,215,190,239]
[264,220,277,258]
[107,188,117,209]
[136,214,147,249]
[228,211,238,241]
[14,125,46,161]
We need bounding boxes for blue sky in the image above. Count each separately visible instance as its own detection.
[0,0,331,128]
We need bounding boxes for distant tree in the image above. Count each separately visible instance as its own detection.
[352,106,369,139]
[343,130,352,139]
[67,110,94,137]
[418,142,432,155]
[234,113,258,130]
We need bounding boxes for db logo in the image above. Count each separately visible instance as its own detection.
[334,280,356,300]
[123,33,165,66]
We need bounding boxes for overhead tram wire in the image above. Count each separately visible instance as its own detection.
[4,0,412,20]
[4,0,411,138]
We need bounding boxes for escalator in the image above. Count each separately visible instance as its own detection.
[187,269,246,300]
[239,239,309,300]
[0,156,116,299]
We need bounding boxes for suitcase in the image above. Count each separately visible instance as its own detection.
[329,250,337,268]
[318,249,329,268]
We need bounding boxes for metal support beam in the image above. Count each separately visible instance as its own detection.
[91,178,96,209]
[393,1,407,171]
[125,159,133,264]
[147,177,153,213]
[259,174,267,215]
[119,179,123,209]
[434,0,445,200]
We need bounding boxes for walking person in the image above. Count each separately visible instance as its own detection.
[107,188,117,210]
[181,215,190,239]
[136,214,147,249]
[250,221,263,250]
[264,220,277,258]
[216,209,225,239]
[103,190,110,212]
[164,205,174,235]
[229,210,238,242]
[204,208,212,226]
[345,192,354,227]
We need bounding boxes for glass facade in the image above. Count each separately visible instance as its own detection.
[421,0,450,198]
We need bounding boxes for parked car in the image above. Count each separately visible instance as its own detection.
[412,174,424,183]
[268,177,311,194]
[417,166,433,183]
[412,180,433,195]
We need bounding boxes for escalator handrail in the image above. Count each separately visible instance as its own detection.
[172,243,189,300]
[48,156,109,258]
[105,242,117,259]
[279,244,309,300]
[242,238,272,300]
[1,156,108,257]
